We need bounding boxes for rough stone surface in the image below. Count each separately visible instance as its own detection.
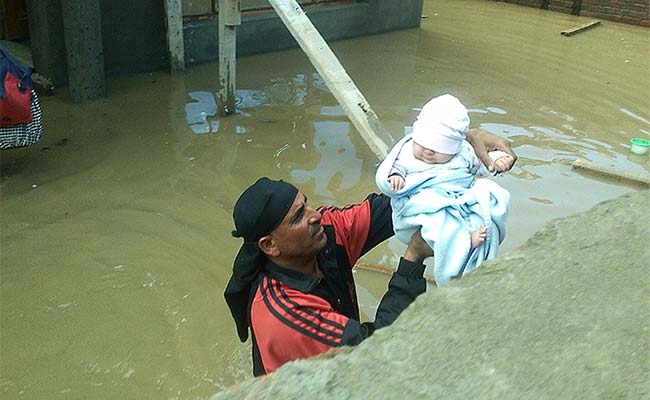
[213,190,650,400]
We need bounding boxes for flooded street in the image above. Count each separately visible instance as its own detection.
[1,0,648,398]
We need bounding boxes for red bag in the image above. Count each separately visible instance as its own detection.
[0,72,33,126]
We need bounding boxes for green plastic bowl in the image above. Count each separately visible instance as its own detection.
[630,138,650,155]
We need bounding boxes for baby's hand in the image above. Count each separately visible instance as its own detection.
[488,150,514,174]
[388,176,405,191]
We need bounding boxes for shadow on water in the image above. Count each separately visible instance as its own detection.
[1,0,649,398]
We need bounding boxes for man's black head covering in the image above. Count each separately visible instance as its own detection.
[224,177,299,342]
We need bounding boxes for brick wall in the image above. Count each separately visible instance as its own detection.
[490,0,649,26]
[548,0,579,14]
[581,0,649,27]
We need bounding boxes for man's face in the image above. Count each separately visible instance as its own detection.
[269,192,327,258]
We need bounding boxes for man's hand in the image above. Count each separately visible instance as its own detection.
[404,228,434,264]
[466,128,518,172]
[388,176,405,192]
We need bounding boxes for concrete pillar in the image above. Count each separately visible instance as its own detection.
[218,0,240,116]
[60,0,106,101]
[26,0,68,85]
[165,0,185,71]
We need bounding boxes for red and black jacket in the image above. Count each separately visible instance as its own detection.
[248,193,427,375]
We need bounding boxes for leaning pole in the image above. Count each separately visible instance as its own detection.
[216,0,391,158]
[266,0,390,159]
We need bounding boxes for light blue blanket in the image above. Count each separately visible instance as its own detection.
[376,135,510,284]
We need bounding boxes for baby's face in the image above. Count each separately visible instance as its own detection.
[412,142,454,164]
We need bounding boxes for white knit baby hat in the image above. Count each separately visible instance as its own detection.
[412,94,470,155]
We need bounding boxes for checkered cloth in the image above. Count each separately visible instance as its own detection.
[0,89,43,149]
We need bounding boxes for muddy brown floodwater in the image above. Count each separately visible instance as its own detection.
[1,0,648,398]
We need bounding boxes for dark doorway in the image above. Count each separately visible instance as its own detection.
[2,0,30,40]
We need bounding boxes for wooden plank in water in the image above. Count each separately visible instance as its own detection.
[572,159,650,187]
[561,20,601,37]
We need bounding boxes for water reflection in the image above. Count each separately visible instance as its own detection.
[319,105,346,117]
[291,121,362,199]
[186,91,219,134]
[620,107,650,126]
[184,74,365,200]
[485,106,507,115]
[482,116,641,171]
[185,73,333,135]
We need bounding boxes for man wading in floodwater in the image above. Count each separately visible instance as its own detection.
[224,130,517,376]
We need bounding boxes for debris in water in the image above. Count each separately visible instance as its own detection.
[561,20,601,36]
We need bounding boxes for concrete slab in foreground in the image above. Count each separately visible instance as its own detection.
[213,190,650,400]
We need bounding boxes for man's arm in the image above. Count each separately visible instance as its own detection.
[341,229,432,345]
[466,128,517,172]
[360,193,394,255]
[318,193,394,266]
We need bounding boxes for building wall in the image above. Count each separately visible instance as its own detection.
[0,2,4,40]
[581,0,649,26]
[27,0,68,84]
[547,0,578,14]
[182,0,338,16]
[491,0,649,26]
[98,0,168,77]
[185,0,423,64]
[28,0,422,86]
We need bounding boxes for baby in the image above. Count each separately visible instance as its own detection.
[375,94,512,285]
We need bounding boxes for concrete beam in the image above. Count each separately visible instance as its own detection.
[222,0,241,26]
[165,0,185,71]
[218,0,239,115]
[60,0,106,101]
